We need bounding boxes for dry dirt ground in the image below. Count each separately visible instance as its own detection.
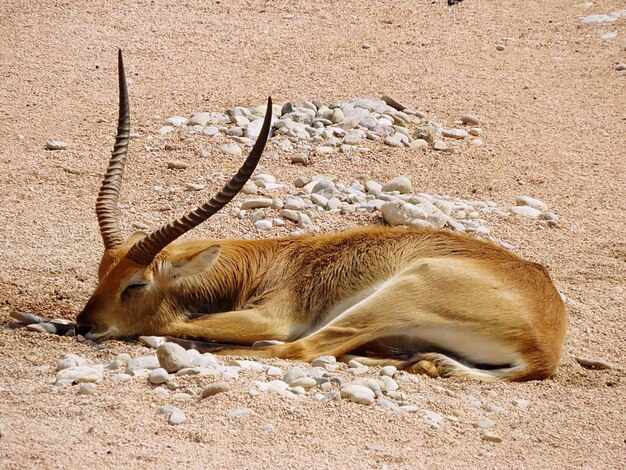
[0,0,625,468]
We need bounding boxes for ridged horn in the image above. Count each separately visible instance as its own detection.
[126,97,273,265]
[96,49,130,250]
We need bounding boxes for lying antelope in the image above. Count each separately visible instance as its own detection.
[76,51,567,381]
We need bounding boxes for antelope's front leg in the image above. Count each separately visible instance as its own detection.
[165,308,295,345]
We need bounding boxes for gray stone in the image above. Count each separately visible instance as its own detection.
[344,129,364,145]
[241,198,273,209]
[423,410,444,427]
[188,112,213,126]
[340,384,375,405]
[474,417,494,429]
[516,196,548,211]
[433,140,448,151]
[289,377,317,390]
[165,116,188,127]
[57,354,91,371]
[167,160,188,170]
[580,14,619,25]
[201,382,231,398]
[254,219,273,230]
[482,431,503,443]
[158,126,175,136]
[203,126,219,137]
[185,183,206,191]
[616,63,626,71]
[157,343,192,373]
[311,179,336,199]
[461,114,480,125]
[380,365,397,377]
[384,133,408,147]
[227,408,255,418]
[56,366,102,383]
[310,193,328,209]
[381,200,448,228]
[148,368,169,385]
[168,409,186,425]
[138,336,166,349]
[442,129,468,139]
[311,356,336,367]
[78,383,97,395]
[509,206,542,220]
[220,143,242,156]
[382,176,413,194]
[127,355,160,372]
[413,123,438,143]
[283,367,306,384]
[46,140,67,150]
[410,139,428,150]
[9,311,44,325]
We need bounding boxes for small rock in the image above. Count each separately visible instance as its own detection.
[255,219,273,230]
[442,129,468,139]
[509,206,542,220]
[201,382,231,398]
[382,176,413,194]
[241,198,273,209]
[227,408,255,418]
[127,355,160,371]
[484,404,504,413]
[574,356,618,370]
[185,183,206,191]
[615,63,626,71]
[168,409,186,425]
[482,431,503,443]
[9,311,43,325]
[283,367,306,384]
[461,114,480,125]
[78,383,96,395]
[410,139,428,150]
[362,43,371,49]
[149,368,170,385]
[512,398,530,408]
[496,45,505,51]
[166,160,188,170]
[433,140,448,151]
[220,143,242,156]
[164,116,188,127]
[311,356,336,367]
[516,196,548,211]
[138,336,165,349]
[340,384,375,405]
[157,343,192,373]
[46,140,67,150]
[56,366,102,383]
[380,366,397,377]
[289,377,317,390]
[423,410,444,428]
[474,417,494,429]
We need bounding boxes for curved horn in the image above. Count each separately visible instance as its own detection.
[126,97,273,265]
[96,49,130,250]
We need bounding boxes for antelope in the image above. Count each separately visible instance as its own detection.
[76,51,567,381]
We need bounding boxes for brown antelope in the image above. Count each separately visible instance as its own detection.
[76,51,567,381]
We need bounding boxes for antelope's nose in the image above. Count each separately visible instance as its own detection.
[76,324,93,337]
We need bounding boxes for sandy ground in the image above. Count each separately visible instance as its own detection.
[0,0,625,468]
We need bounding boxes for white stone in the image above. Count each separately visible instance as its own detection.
[148,368,170,385]
[56,366,102,383]
[382,176,413,194]
[46,140,67,150]
[340,384,375,405]
[156,343,192,373]
[241,198,273,209]
[227,408,255,418]
[138,336,166,349]
[220,143,242,156]
[442,129,468,139]
[255,219,272,230]
[516,196,548,211]
[509,206,542,220]
[165,116,187,127]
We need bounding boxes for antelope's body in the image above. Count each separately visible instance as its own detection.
[76,51,567,381]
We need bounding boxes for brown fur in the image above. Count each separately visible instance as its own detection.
[77,226,568,381]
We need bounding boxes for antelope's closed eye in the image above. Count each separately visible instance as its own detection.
[123,283,147,294]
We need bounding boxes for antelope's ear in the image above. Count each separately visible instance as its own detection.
[167,246,222,279]
[126,231,148,246]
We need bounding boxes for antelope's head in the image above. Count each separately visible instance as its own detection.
[76,50,272,341]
